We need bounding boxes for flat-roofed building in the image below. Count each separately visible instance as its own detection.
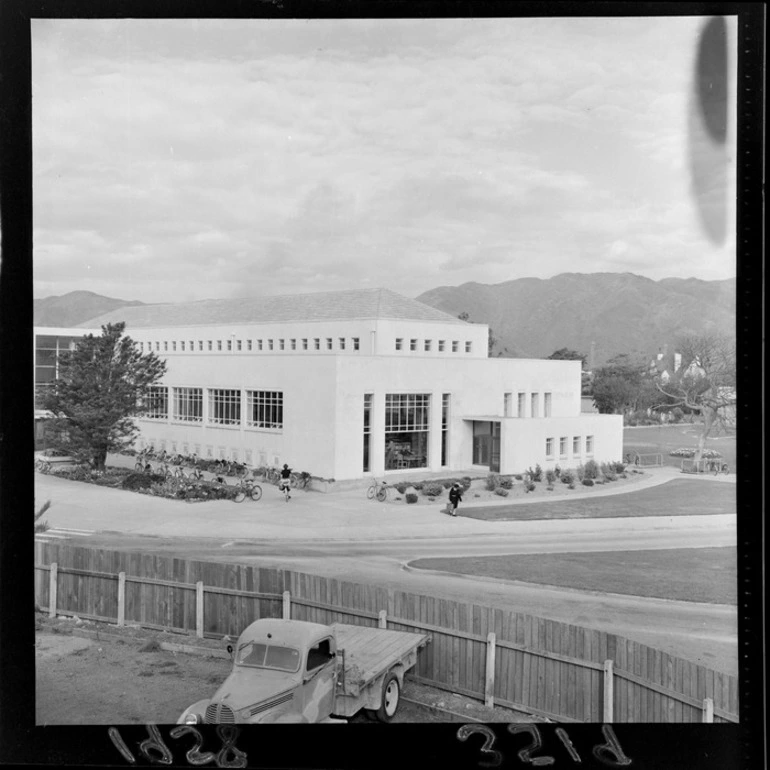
[36,288,621,479]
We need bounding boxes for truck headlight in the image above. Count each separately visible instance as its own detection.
[184,713,199,725]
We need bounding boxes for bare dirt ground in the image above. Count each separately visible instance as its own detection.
[35,614,535,725]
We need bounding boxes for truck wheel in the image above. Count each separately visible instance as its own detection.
[374,672,400,722]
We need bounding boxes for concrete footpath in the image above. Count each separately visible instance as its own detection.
[33,463,735,543]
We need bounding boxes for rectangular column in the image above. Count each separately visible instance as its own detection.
[428,390,443,470]
[370,391,386,475]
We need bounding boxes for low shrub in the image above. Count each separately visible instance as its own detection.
[485,473,500,491]
[545,468,557,485]
[422,483,444,497]
[533,464,543,482]
[600,463,617,482]
[494,487,509,497]
[499,476,514,489]
[394,483,408,494]
[460,477,473,491]
[525,482,536,493]
[576,464,586,481]
[546,485,554,491]
[612,461,626,473]
[554,465,561,478]
[568,483,576,490]
[584,459,599,480]
[582,478,594,487]
[442,479,455,489]
[669,448,722,459]
[412,482,424,491]
[122,472,159,490]
[405,493,418,504]
[560,469,575,485]
[514,474,523,481]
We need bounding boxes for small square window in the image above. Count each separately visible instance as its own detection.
[217,341,222,351]
[452,341,459,352]
[227,340,232,351]
[164,342,168,352]
[395,338,404,351]
[207,341,212,351]
[302,339,308,350]
[465,341,472,353]
[352,338,360,350]
[180,341,185,351]
[438,340,446,352]
[424,340,432,352]
[198,341,203,351]
[339,337,346,350]
[279,339,285,350]
[172,341,177,351]
[326,338,333,350]
[410,339,417,351]
[268,339,274,351]
[257,339,263,351]
[247,340,252,351]
[189,341,194,351]
[155,342,160,351]
[237,340,242,351]
[314,338,320,350]
[291,339,297,350]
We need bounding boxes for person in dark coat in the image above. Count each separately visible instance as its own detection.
[448,483,463,516]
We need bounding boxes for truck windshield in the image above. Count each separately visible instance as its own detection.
[236,642,300,672]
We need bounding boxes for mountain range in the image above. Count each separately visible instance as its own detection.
[34,274,735,367]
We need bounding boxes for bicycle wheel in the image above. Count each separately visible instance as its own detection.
[250,485,262,501]
[233,490,246,503]
[376,487,387,503]
[135,461,143,471]
[366,485,376,500]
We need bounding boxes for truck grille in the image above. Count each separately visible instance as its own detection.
[205,703,235,723]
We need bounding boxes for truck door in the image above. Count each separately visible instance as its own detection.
[301,637,336,721]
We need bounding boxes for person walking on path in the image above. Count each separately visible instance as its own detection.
[279,463,292,501]
[448,482,463,516]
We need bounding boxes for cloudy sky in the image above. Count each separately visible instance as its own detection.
[32,16,737,303]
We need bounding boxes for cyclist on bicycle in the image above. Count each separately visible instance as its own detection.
[279,463,292,500]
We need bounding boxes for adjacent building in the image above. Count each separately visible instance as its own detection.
[37,288,622,480]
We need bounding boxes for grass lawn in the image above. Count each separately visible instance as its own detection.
[408,547,736,604]
[460,479,735,521]
[624,424,737,470]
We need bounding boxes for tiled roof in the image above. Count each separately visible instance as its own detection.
[80,288,465,329]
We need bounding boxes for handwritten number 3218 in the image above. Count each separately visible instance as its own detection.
[109,724,247,767]
[457,724,632,768]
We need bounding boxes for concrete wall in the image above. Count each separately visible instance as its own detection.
[500,414,624,474]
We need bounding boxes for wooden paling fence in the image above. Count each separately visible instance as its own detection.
[34,542,738,724]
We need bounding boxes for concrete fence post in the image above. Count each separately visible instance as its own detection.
[282,591,291,619]
[603,660,614,722]
[378,610,387,629]
[48,563,58,618]
[117,572,126,626]
[196,581,204,638]
[702,697,714,723]
[485,632,496,708]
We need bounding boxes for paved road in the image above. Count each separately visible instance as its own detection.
[34,467,737,675]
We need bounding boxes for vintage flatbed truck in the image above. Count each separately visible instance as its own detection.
[177,618,430,724]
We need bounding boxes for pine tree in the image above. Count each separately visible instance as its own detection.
[39,323,166,470]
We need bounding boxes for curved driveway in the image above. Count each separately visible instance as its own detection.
[34,467,737,675]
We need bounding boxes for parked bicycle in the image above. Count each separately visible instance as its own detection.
[366,479,389,502]
[289,471,310,490]
[35,458,52,473]
[233,477,263,503]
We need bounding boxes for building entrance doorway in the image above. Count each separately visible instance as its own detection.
[472,421,500,472]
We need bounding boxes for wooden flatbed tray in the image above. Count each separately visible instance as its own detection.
[331,623,429,694]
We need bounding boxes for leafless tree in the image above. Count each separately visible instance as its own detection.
[655,334,736,461]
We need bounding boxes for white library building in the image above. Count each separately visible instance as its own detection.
[39,288,622,481]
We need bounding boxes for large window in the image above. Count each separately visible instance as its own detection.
[208,389,241,425]
[531,392,539,418]
[246,391,283,430]
[363,394,372,472]
[517,392,526,418]
[441,394,450,466]
[559,437,568,457]
[384,393,430,470]
[573,436,581,455]
[586,435,594,455]
[544,392,552,417]
[143,386,168,420]
[173,387,203,422]
[545,437,554,457]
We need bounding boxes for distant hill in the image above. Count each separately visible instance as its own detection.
[34,291,145,327]
[416,273,735,366]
